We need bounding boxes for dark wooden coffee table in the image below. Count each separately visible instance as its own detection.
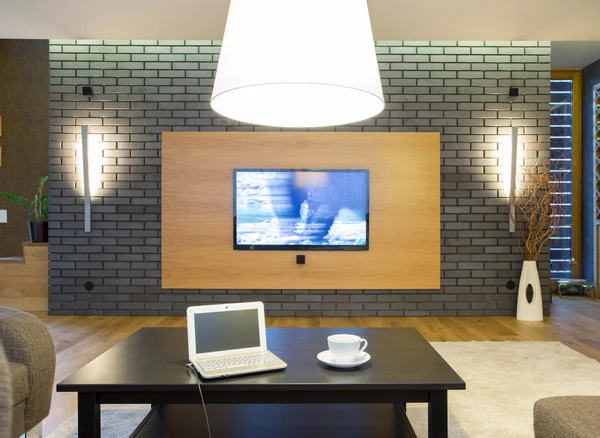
[57,327,465,438]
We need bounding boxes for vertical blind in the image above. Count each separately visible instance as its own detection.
[550,79,573,278]
[596,85,600,222]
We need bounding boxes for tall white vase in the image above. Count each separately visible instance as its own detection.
[516,260,543,321]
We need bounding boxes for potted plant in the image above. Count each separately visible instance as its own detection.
[0,176,49,242]
[509,162,563,321]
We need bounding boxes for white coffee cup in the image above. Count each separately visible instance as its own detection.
[327,334,368,363]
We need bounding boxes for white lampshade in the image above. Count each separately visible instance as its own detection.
[211,0,384,128]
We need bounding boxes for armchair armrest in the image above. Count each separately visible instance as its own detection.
[0,307,55,431]
[0,343,12,438]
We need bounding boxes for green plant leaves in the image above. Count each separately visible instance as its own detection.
[38,176,48,193]
[0,176,49,221]
[0,192,29,207]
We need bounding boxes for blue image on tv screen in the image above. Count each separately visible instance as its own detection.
[234,169,369,250]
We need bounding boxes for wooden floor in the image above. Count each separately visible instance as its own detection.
[36,295,600,436]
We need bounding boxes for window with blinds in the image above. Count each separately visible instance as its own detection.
[550,79,573,278]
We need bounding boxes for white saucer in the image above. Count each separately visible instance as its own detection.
[317,350,371,368]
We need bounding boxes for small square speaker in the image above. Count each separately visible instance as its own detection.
[296,255,306,265]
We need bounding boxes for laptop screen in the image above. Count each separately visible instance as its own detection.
[194,309,261,354]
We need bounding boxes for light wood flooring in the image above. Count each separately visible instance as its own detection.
[35,295,600,436]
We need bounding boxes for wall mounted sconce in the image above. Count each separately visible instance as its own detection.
[502,126,519,233]
[81,125,91,233]
[80,85,97,233]
[505,87,520,233]
[509,126,518,233]
[80,127,102,233]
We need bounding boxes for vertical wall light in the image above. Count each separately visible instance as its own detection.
[81,125,91,233]
[80,86,96,233]
[502,126,519,233]
[509,126,519,233]
[505,87,520,233]
[211,0,384,128]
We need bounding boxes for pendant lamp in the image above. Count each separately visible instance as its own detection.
[211,0,384,128]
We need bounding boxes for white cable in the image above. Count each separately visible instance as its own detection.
[186,363,212,438]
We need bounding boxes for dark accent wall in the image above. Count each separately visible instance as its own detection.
[0,40,49,257]
[582,58,600,283]
[48,40,551,316]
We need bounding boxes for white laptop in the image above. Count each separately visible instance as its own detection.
[186,302,287,379]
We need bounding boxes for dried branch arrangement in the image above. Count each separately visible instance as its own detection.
[509,160,565,261]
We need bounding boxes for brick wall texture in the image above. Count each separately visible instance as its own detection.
[48,40,551,316]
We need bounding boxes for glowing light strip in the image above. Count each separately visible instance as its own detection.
[81,125,91,233]
[507,126,518,233]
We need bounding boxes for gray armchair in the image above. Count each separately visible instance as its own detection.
[534,396,600,437]
[0,343,12,438]
[0,307,55,438]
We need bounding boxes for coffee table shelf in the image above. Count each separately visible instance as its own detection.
[131,403,417,438]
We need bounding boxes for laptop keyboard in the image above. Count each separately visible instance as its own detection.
[198,352,277,371]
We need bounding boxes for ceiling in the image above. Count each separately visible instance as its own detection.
[1,0,600,41]
[551,41,600,69]
[1,0,599,70]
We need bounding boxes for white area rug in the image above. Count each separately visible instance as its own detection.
[46,404,149,438]
[47,342,600,437]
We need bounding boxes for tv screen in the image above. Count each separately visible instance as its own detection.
[234,169,369,251]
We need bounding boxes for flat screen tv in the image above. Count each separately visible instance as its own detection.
[234,169,369,251]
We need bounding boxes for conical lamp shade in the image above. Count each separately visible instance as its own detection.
[211,0,384,128]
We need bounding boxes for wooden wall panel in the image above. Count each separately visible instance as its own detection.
[0,40,49,258]
[0,243,48,311]
[162,132,440,289]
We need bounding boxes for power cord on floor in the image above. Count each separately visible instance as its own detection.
[186,363,212,438]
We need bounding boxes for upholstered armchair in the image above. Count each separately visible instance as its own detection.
[0,307,55,438]
[0,342,12,438]
[534,396,600,438]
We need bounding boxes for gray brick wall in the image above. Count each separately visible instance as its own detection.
[48,40,551,316]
